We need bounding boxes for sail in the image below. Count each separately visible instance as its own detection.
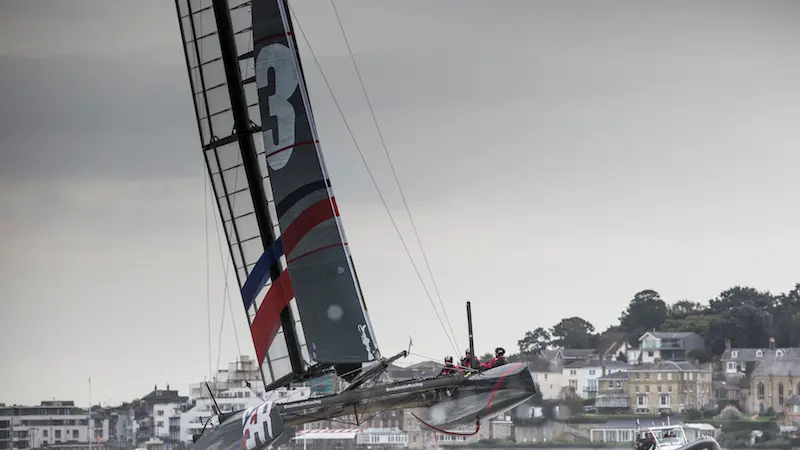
[175,0,380,383]
[250,0,381,365]
[175,0,306,383]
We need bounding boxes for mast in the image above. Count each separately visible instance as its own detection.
[210,0,303,375]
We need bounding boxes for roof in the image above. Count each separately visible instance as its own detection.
[752,358,800,377]
[640,331,700,341]
[627,361,708,372]
[598,371,629,380]
[564,359,632,369]
[721,348,800,361]
[562,349,596,358]
[294,429,361,440]
[596,332,630,356]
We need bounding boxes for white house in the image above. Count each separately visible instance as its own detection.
[563,360,632,399]
[531,370,567,400]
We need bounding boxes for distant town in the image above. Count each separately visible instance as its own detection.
[3,285,800,449]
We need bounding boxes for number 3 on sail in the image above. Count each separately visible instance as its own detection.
[256,43,298,171]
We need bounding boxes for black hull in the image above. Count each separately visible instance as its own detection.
[280,362,536,428]
[194,364,535,450]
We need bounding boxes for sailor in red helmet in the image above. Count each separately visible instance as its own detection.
[440,356,459,376]
[480,347,507,370]
[461,349,480,370]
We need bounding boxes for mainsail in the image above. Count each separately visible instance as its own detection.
[175,0,380,385]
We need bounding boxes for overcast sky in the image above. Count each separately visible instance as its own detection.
[1,0,798,406]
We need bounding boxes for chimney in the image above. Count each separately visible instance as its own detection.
[725,339,731,351]
[769,337,776,351]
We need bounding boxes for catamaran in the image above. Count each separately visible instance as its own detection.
[173,0,537,447]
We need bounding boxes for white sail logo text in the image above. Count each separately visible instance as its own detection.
[256,43,299,171]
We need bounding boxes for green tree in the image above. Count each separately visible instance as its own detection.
[517,327,551,355]
[668,300,707,319]
[550,317,597,349]
[620,290,668,343]
[707,305,770,354]
[662,314,714,337]
[708,286,775,315]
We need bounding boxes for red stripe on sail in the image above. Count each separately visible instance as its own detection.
[281,197,339,256]
[251,270,294,365]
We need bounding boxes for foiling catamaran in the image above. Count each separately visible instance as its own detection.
[173,0,537,448]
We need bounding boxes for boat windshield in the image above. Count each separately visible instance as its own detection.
[655,427,685,446]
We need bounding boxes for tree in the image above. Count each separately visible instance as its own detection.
[668,300,707,319]
[708,286,775,315]
[661,314,714,337]
[706,305,770,354]
[550,317,597,349]
[517,327,551,355]
[620,290,668,343]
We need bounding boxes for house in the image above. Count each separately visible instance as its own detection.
[562,359,631,399]
[784,395,800,427]
[597,332,631,361]
[750,358,800,414]
[637,332,705,363]
[721,338,800,375]
[595,371,630,410]
[627,361,713,413]
[531,370,567,400]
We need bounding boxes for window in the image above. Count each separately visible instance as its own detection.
[72,430,78,439]
[667,373,672,381]
[569,369,577,376]
[157,410,164,416]
[756,349,763,357]
[658,385,662,392]
[727,362,736,371]
[645,386,650,392]
[779,383,785,404]
[645,373,650,379]
[731,351,739,358]
[668,385,673,392]
[608,381,614,388]
[589,369,596,375]
[657,373,662,381]
[157,421,164,427]
[648,351,654,357]
[777,350,785,357]
[635,386,640,392]
[660,395,669,406]
[637,396,646,406]
[55,430,61,439]
[615,381,622,388]
[757,382,765,400]
[42,431,48,438]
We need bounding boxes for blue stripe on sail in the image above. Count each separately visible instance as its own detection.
[241,237,284,310]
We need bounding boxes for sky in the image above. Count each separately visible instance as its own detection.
[1,0,799,406]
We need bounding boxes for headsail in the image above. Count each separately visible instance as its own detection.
[175,0,380,385]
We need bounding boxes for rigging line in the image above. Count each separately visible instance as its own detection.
[287,4,459,354]
[210,163,246,367]
[205,159,213,382]
[328,0,460,358]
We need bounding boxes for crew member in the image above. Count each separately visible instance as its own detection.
[461,350,480,369]
[440,356,459,376]
[480,347,507,369]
